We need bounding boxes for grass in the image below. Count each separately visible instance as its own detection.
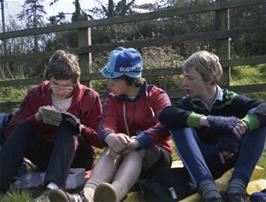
[0,86,28,104]
[231,64,266,86]
[0,189,33,202]
[1,64,266,201]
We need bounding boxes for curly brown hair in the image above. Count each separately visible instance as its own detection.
[44,49,81,84]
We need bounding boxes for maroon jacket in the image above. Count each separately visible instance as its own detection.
[98,83,172,152]
[5,80,103,147]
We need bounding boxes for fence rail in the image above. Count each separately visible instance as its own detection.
[2,24,266,63]
[0,0,265,40]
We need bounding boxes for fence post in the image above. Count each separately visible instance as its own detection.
[215,0,230,87]
[78,27,92,86]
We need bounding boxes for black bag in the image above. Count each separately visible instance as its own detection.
[141,167,196,202]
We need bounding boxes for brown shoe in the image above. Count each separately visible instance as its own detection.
[48,189,69,202]
[94,183,118,202]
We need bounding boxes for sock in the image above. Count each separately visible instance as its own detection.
[227,178,246,195]
[112,181,128,201]
[83,186,94,202]
[46,182,59,190]
[198,180,221,199]
[83,179,100,202]
[82,151,120,201]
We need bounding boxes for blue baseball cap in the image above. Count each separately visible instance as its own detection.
[101,47,143,79]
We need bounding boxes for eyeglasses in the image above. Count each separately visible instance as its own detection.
[50,83,74,92]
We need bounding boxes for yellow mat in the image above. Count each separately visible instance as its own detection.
[180,166,265,202]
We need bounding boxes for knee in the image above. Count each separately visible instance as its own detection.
[170,128,186,136]
[16,122,33,130]
[248,126,266,138]
[123,151,143,163]
[57,121,79,138]
[170,128,195,138]
[170,128,198,147]
[11,122,34,137]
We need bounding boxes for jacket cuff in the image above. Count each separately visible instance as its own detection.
[135,132,151,149]
[243,114,260,130]
[100,131,112,146]
[186,112,202,128]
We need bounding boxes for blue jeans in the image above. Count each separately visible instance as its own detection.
[171,127,266,188]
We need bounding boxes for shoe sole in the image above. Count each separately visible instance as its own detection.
[48,189,69,202]
[94,183,118,202]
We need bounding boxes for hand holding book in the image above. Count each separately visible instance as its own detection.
[37,106,80,128]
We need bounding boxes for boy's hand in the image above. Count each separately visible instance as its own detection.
[105,133,130,154]
[108,148,120,160]
[219,151,235,164]
[217,131,242,164]
[35,105,55,121]
[207,115,240,134]
[217,135,240,153]
[233,120,248,137]
[120,137,140,155]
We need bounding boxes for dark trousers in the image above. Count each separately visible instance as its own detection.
[170,127,266,187]
[0,121,95,193]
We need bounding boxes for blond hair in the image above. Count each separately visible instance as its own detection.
[44,49,81,84]
[183,51,223,84]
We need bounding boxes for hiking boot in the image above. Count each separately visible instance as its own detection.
[48,189,88,202]
[94,182,118,202]
[224,192,245,202]
[203,196,223,202]
[199,180,222,202]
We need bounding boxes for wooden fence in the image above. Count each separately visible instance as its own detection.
[0,0,266,110]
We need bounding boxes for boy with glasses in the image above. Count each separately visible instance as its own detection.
[0,50,103,200]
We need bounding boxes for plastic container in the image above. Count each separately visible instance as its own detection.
[14,168,85,189]
[40,168,85,189]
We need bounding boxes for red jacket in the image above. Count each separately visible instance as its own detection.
[5,81,103,147]
[98,83,172,152]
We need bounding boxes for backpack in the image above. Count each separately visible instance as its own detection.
[141,167,196,202]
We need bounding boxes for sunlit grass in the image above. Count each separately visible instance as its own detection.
[0,189,33,202]
[231,64,266,85]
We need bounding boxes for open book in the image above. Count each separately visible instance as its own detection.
[40,107,80,127]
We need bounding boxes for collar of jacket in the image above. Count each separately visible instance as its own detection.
[116,81,147,102]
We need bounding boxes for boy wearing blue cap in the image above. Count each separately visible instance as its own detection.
[48,47,172,202]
